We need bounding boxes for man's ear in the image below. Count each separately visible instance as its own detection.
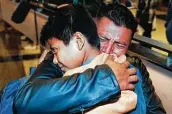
[73,32,85,51]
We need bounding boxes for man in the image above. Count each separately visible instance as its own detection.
[95,3,166,113]
[136,0,158,39]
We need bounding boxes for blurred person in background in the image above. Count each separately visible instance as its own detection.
[136,0,158,39]
[165,0,172,67]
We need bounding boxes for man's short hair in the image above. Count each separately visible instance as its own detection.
[97,3,138,36]
[40,4,100,48]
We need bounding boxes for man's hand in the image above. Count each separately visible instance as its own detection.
[105,56,138,90]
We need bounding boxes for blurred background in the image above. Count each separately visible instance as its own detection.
[0,0,172,113]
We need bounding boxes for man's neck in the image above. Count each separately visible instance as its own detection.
[82,47,101,65]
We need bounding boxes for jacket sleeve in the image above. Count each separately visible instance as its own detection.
[13,60,120,114]
[128,56,166,114]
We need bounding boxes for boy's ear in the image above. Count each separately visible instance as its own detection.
[73,32,85,51]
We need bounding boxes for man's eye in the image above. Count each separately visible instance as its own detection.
[100,37,109,42]
[116,43,125,49]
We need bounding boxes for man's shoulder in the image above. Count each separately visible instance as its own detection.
[127,55,143,69]
[127,55,150,82]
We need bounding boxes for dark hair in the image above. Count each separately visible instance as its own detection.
[82,0,120,18]
[40,4,100,48]
[97,3,137,36]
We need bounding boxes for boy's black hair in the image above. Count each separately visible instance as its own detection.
[40,4,100,48]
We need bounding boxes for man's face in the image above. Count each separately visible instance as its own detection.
[96,17,132,57]
[48,37,85,71]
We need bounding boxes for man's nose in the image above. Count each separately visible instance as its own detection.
[105,40,115,54]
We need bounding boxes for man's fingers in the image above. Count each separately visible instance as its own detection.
[123,61,130,68]
[127,68,136,75]
[126,84,135,90]
[128,75,138,83]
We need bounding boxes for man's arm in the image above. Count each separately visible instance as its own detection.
[13,60,121,114]
[128,56,166,114]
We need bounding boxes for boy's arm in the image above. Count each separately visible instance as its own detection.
[13,60,121,114]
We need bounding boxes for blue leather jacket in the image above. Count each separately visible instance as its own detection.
[0,70,34,114]
[13,60,121,114]
[1,62,121,114]
[0,56,166,114]
[11,54,147,114]
[0,77,28,114]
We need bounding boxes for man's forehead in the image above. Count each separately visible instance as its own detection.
[97,17,114,27]
[97,17,131,32]
[98,21,123,39]
[97,17,121,33]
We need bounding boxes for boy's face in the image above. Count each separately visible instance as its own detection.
[96,17,132,57]
[48,37,85,72]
